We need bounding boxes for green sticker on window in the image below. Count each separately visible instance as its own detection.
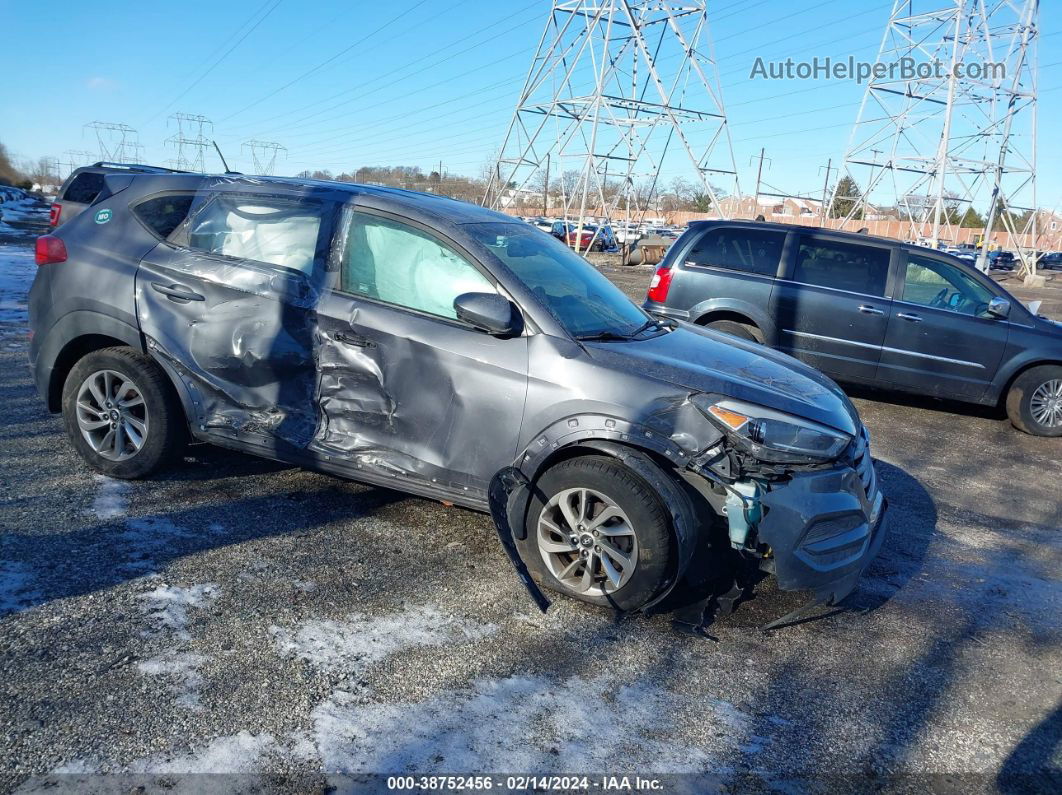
[94,208,112,224]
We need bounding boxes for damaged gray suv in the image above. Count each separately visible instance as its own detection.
[28,173,885,617]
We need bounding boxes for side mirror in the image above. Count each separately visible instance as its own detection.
[454,292,519,335]
[987,296,1011,319]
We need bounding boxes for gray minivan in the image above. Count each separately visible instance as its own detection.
[644,221,1062,436]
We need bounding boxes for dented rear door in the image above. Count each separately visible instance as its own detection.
[135,188,336,451]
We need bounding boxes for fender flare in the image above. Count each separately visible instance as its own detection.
[687,297,775,341]
[35,311,144,409]
[489,421,703,615]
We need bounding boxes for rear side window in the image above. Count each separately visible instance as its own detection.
[62,172,106,204]
[792,236,890,297]
[133,194,195,239]
[173,194,330,275]
[686,228,785,276]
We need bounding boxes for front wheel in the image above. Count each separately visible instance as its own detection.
[518,456,673,611]
[62,347,187,478]
[1006,365,1062,437]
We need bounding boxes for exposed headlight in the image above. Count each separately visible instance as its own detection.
[692,394,851,464]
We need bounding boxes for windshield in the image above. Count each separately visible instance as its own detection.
[466,222,652,338]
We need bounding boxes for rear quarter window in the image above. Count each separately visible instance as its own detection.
[133,194,196,239]
[686,228,785,276]
[62,172,106,204]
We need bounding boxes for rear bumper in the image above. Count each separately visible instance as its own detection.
[753,438,886,604]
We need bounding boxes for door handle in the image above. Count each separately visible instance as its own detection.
[897,312,923,322]
[858,305,885,315]
[335,331,376,349]
[151,282,204,302]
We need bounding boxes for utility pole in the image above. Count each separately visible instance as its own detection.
[242,140,286,175]
[487,0,739,234]
[84,122,140,163]
[542,153,550,217]
[819,158,835,226]
[751,148,770,209]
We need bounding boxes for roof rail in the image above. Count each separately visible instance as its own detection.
[90,162,190,174]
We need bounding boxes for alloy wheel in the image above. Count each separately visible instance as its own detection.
[75,369,149,461]
[536,487,638,596]
[1029,379,1062,428]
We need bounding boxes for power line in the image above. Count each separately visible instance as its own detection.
[142,0,283,126]
[220,0,432,123]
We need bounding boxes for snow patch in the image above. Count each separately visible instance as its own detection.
[0,560,43,617]
[271,605,496,675]
[90,475,131,520]
[140,583,219,641]
[312,675,720,773]
[0,243,36,326]
[137,651,209,711]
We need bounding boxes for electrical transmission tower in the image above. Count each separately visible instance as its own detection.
[834,0,1039,273]
[242,140,287,175]
[485,0,739,246]
[84,122,143,163]
[61,150,96,178]
[166,113,214,171]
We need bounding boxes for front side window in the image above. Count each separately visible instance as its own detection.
[173,193,328,275]
[902,255,996,316]
[793,236,890,297]
[466,222,651,339]
[686,228,785,277]
[337,212,495,321]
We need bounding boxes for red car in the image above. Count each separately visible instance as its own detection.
[549,221,611,251]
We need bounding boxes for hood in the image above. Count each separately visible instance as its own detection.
[583,324,861,436]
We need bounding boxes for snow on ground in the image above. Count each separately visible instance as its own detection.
[136,651,210,711]
[0,245,35,330]
[311,675,719,774]
[89,475,131,520]
[271,605,497,676]
[139,582,219,641]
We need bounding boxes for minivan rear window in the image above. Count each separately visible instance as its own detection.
[686,228,785,276]
[793,236,890,297]
[62,172,106,204]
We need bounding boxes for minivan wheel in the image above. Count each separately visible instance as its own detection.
[706,319,762,343]
[1006,365,1062,437]
[62,347,186,478]
[518,456,672,611]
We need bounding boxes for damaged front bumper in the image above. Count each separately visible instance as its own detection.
[716,425,887,606]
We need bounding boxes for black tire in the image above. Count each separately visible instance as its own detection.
[517,455,673,611]
[61,346,187,478]
[1006,365,1062,437]
[706,319,762,343]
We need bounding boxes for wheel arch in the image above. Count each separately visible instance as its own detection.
[40,312,145,412]
[688,298,774,341]
[991,357,1062,406]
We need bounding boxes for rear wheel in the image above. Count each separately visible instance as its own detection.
[706,319,762,343]
[1006,365,1062,437]
[518,456,673,611]
[62,347,186,478]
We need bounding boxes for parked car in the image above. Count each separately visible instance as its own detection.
[1037,251,1062,270]
[613,224,641,245]
[986,250,1016,271]
[50,162,185,228]
[643,220,1062,436]
[29,173,885,617]
[549,220,613,251]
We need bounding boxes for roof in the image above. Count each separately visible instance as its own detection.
[687,218,906,249]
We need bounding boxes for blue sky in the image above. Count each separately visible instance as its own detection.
[2,0,1059,207]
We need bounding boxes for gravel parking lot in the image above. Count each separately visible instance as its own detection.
[1,210,1060,791]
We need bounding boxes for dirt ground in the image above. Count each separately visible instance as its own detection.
[1,210,1059,792]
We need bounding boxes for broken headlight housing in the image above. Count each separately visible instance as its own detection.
[692,394,851,465]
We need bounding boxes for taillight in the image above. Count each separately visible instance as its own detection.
[646,265,674,303]
[35,235,67,266]
[49,203,61,226]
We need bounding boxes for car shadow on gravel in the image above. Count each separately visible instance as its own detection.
[2,482,409,614]
[843,382,1006,423]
